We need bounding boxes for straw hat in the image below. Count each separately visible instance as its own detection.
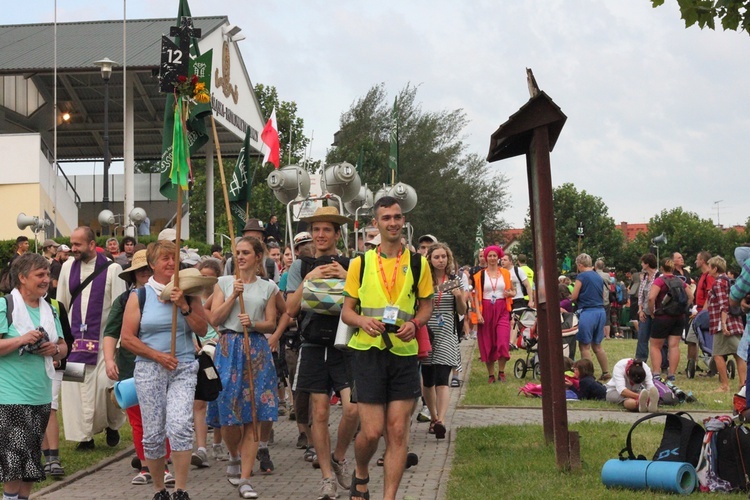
[118,249,149,283]
[160,268,218,301]
[301,206,352,225]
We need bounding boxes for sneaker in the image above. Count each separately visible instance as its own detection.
[132,470,152,485]
[667,375,676,382]
[405,452,419,469]
[433,421,446,440]
[213,443,229,461]
[75,439,95,451]
[106,427,120,447]
[638,389,649,413]
[171,490,190,500]
[227,459,242,485]
[450,377,460,387]
[164,471,175,487]
[131,456,142,470]
[152,489,170,500]
[256,447,274,474]
[648,386,660,412]
[318,477,338,499]
[488,375,496,384]
[296,432,308,449]
[330,454,351,489]
[304,446,316,462]
[191,448,210,468]
[330,394,340,406]
[278,400,288,416]
[237,479,259,499]
[416,405,431,422]
[48,460,65,477]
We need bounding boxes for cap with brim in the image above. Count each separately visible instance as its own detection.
[158,228,177,241]
[418,234,438,244]
[242,218,266,233]
[294,232,313,245]
[301,206,352,225]
[366,234,381,247]
[43,239,60,248]
[160,268,218,301]
[119,250,149,282]
[58,244,71,252]
[181,248,201,267]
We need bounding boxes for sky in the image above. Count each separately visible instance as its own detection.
[7,1,749,229]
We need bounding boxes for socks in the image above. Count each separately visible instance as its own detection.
[3,493,19,500]
[197,446,206,453]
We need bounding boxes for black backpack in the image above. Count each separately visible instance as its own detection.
[656,276,689,316]
[619,411,705,467]
[716,423,750,491]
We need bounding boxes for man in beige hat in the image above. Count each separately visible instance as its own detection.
[42,239,60,263]
[286,206,358,499]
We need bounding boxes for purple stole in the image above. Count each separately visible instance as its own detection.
[68,253,109,365]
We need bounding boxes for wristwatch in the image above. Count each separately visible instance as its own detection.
[181,304,192,317]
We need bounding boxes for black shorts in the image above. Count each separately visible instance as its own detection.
[512,298,528,310]
[351,348,421,404]
[421,364,453,388]
[603,304,612,327]
[293,344,352,394]
[650,316,685,340]
[272,350,287,383]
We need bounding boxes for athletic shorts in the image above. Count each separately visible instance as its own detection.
[713,334,741,357]
[293,344,352,394]
[420,364,453,388]
[351,348,421,404]
[650,316,685,340]
[576,308,605,345]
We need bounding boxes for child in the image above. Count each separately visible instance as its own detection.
[571,358,606,401]
[605,358,658,412]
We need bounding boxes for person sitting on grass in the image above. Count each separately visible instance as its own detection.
[605,358,659,412]
[568,359,606,401]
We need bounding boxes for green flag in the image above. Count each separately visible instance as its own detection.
[159,0,212,201]
[474,219,484,259]
[388,97,398,177]
[228,127,257,234]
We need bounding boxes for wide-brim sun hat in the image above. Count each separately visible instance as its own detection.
[301,206,352,225]
[160,268,218,301]
[118,249,149,282]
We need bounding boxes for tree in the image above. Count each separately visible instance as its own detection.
[515,183,623,271]
[651,0,750,34]
[326,83,510,263]
[646,207,725,267]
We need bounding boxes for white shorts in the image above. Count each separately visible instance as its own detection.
[51,370,64,411]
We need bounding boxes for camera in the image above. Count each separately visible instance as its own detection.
[18,326,50,356]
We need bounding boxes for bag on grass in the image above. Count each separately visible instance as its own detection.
[715,422,750,490]
[619,411,704,467]
[653,378,678,406]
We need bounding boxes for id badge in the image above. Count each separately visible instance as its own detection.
[436,313,445,327]
[490,297,496,305]
[382,305,400,325]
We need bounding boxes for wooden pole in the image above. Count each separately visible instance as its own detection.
[170,185,182,357]
[211,115,259,441]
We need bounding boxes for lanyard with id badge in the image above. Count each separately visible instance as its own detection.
[378,247,402,349]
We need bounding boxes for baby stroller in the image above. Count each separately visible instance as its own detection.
[513,307,578,379]
[685,309,736,379]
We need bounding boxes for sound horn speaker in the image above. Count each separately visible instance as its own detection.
[344,186,374,215]
[373,185,390,206]
[267,165,310,205]
[321,162,361,203]
[388,182,418,213]
[652,232,667,245]
[129,207,147,225]
[16,213,38,231]
[98,209,115,226]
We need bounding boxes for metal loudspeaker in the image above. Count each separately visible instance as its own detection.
[321,162,361,203]
[17,213,49,232]
[344,186,374,215]
[267,165,310,205]
[98,209,115,226]
[388,182,418,213]
[129,207,147,225]
[652,232,668,245]
[373,185,390,206]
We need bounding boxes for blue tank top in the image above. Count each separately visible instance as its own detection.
[136,286,195,363]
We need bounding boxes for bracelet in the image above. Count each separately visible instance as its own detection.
[181,304,192,317]
[410,319,421,329]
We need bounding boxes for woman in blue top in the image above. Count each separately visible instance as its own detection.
[0,253,67,500]
[121,241,209,500]
[571,253,610,380]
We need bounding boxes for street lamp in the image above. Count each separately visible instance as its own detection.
[93,57,118,207]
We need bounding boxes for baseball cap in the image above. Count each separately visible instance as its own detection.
[418,234,438,244]
[158,228,177,241]
[43,239,60,248]
[293,232,313,245]
[58,244,71,252]
[366,234,381,247]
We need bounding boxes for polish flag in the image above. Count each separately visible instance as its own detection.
[261,108,280,169]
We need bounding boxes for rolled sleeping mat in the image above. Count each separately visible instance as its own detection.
[601,459,696,495]
[113,378,139,409]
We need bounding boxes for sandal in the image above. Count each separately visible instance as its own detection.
[428,420,436,435]
[376,456,384,467]
[48,460,65,477]
[350,473,370,499]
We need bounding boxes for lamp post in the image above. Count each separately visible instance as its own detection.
[93,57,118,207]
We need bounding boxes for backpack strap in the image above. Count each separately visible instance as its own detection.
[4,294,13,328]
[410,252,421,299]
[619,412,675,461]
[513,265,527,296]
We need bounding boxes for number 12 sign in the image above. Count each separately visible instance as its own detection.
[160,36,188,94]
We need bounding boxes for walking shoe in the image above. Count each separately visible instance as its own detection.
[667,375,676,382]
[330,394,340,405]
[151,489,170,500]
[171,489,190,500]
[106,427,120,447]
[237,479,259,499]
[416,405,431,422]
[304,446,316,462]
[638,389,649,413]
[647,386,660,413]
[318,477,338,499]
[450,377,460,387]
[191,448,210,468]
[48,460,65,477]
[296,432,308,449]
[132,470,152,485]
[164,471,175,487]
[433,421,447,440]
[488,375,496,384]
[131,456,142,470]
[227,459,242,485]
[312,454,320,469]
[498,372,506,383]
[256,447,274,474]
[278,400,288,416]
[405,452,419,469]
[76,439,95,451]
[331,453,351,489]
[289,408,297,421]
[213,443,229,461]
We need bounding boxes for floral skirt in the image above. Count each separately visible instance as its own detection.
[207,331,278,426]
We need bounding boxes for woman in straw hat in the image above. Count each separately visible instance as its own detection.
[121,241,211,500]
[209,236,280,499]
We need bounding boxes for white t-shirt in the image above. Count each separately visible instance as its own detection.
[507,266,528,299]
[482,270,506,300]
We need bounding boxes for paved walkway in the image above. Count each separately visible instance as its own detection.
[33,340,720,499]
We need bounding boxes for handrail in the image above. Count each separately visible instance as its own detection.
[39,135,82,207]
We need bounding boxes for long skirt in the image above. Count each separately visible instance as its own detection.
[0,403,50,483]
[209,331,278,426]
[477,299,510,363]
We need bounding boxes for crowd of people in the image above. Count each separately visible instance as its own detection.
[1,206,750,499]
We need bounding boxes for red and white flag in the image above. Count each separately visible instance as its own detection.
[261,108,280,169]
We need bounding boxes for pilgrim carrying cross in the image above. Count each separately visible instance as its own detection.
[159,16,202,93]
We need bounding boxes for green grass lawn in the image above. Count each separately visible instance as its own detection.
[446,422,745,499]
[462,337,743,412]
